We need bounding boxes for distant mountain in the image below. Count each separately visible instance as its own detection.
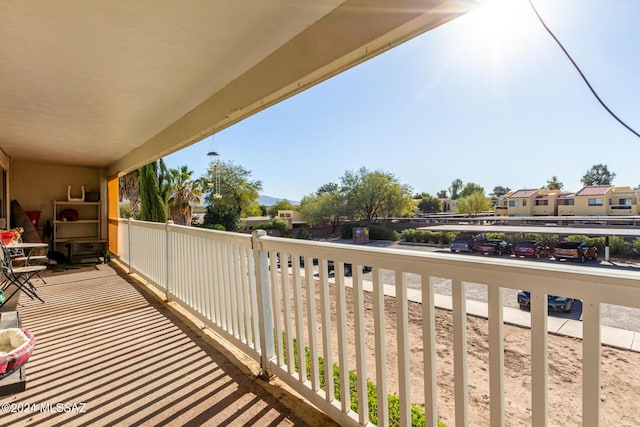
[258,195,299,206]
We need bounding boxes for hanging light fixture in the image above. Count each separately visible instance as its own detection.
[207,130,219,157]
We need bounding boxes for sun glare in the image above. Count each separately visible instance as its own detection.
[454,0,536,66]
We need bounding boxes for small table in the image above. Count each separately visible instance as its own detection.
[7,242,48,264]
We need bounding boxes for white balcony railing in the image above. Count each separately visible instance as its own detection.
[118,219,640,427]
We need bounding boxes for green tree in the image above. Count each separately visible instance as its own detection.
[460,182,484,199]
[167,165,204,226]
[317,182,339,195]
[267,199,296,217]
[545,176,563,190]
[436,190,448,199]
[449,179,463,200]
[456,191,492,215]
[138,159,170,223]
[340,167,413,223]
[491,186,511,197]
[581,164,616,186]
[417,194,441,213]
[299,183,346,233]
[202,160,262,231]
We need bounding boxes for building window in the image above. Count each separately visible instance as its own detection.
[588,198,603,206]
[523,200,527,206]
[508,200,519,207]
[619,198,633,205]
[535,200,548,206]
[559,199,574,206]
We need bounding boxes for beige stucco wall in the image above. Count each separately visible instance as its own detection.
[531,204,554,216]
[532,193,559,216]
[558,204,576,216]
[10,160,102,228]
[507,196,536,216]
[609,189,638,215]
[574,190,612,216]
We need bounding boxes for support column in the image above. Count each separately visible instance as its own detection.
[252,230,275,379]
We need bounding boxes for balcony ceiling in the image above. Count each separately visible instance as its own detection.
[0,0,476,175]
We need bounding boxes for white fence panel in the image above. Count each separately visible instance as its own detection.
[129,220,167,290]
[116,221,640,427]
[117,219,130,266]
[165,225,259,361]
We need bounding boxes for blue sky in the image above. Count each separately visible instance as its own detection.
[164,0,640,202]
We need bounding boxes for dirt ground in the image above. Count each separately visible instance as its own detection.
[281,279,640,427]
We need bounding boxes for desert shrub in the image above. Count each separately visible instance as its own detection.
[438,232,457,245]
[524,233,559,248]
[340,223,355,239]
[608,236,632,256]
[282,335,441,427]
[399,229,456,245]
[296,228,312,240]
[119,202,132,219]
[400,229,418,242]
[564,235,605,253]
[632,238,640,257]
[400,229,429,243]
[368,224,399,241]
[486,232,521,244]
[486,232,506,240]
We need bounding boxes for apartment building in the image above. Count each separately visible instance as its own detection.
[497,185,639,216]
[497,189,560,216]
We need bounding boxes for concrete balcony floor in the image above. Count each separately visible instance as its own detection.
[2,264,312,426]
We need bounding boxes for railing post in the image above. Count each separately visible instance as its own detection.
[166,220,173,301]
[127,218,133,274]
[251,230,275,379]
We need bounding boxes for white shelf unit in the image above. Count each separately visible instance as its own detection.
[53,201,101,247]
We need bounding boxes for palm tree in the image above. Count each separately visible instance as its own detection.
[167,165,203,226]
[119,170,140,219]
[545,176,563,190]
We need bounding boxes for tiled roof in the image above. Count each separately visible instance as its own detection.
[557,193,575,199]
[575,185,613,196]
[536,195,549,199]
[509,189,538,198]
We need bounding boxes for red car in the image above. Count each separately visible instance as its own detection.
[513,240,550,259]
[553,241,598,263]
[476,239,513,256]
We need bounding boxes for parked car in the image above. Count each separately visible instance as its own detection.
[513,240,550,259]
[553,241,598,263]
[327,260,372,276]
[475,239,513,255]
[517,290,573,312]
[450,233,487,253]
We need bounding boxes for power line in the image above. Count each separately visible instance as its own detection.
[528,0,640,139]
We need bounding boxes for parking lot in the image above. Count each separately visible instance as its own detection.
[329,239,640,333]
